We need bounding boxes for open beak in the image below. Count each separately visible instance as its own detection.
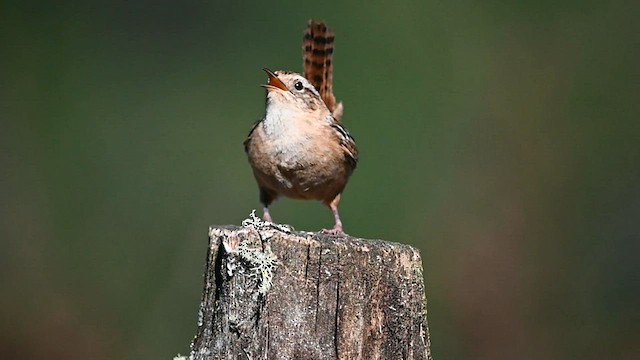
[261,68,289,92]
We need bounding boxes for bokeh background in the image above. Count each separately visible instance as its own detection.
[2,0,638,359]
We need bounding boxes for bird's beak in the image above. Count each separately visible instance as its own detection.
[261,68,289,92]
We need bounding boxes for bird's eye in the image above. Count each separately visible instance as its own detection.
[294,81,304,91]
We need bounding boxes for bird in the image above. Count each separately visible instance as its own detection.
[244,20,358,234]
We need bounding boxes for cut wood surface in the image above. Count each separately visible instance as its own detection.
[189,216,432,360]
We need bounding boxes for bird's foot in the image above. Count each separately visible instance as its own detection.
[320,225,345,236]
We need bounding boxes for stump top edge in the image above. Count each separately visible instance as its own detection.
[208,224,422,257]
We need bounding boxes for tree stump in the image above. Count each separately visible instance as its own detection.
[189,216,432,360]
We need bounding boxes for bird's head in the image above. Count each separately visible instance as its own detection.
[261,68,327,113]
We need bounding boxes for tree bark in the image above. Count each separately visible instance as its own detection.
[189,218,432,360]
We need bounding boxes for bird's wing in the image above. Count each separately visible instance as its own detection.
[243,120,261,153]
[330,122,358,169]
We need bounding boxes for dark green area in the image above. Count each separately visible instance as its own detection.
[1,1,638,358]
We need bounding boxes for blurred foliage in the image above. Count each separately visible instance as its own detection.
[1,0,638,359]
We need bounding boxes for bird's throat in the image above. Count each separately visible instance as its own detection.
[262,104,305,138]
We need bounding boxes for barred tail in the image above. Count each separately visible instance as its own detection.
[303,20,342,120]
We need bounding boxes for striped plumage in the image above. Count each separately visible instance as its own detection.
[303,20,343,121]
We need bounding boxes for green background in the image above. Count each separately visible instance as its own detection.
[2,0,638,359]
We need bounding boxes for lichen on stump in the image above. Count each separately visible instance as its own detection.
[190,215,432,360]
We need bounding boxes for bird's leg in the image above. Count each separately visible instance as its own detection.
[263,206,272,222]
[259,187,275,222]
[321,194,345,235]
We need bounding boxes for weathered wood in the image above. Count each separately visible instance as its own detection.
[189,217,432,360]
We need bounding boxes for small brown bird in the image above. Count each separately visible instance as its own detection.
[244,21,358,234]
